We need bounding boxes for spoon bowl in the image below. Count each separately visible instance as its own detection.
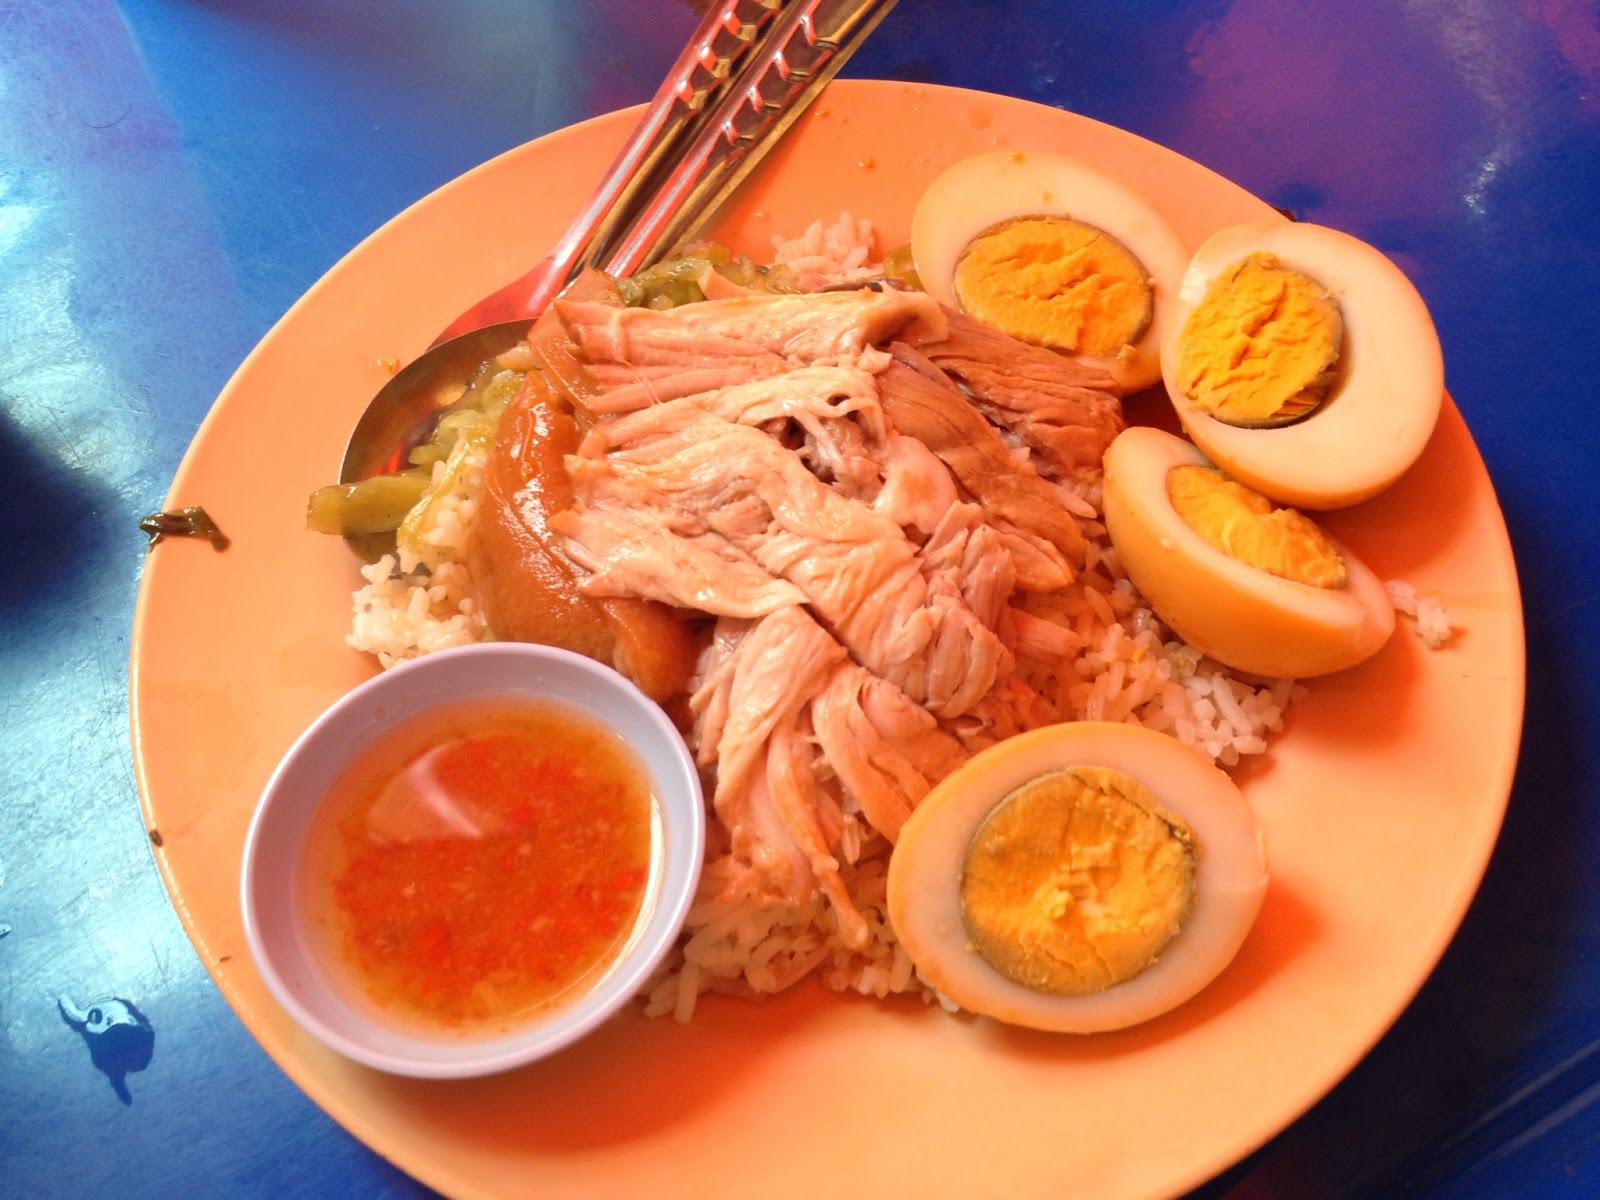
[341,319,534,485]
[338,319,532,562]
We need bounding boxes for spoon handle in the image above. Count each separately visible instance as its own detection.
[435,0,782,342]
[601,0,901,276]
[535,0,785,303]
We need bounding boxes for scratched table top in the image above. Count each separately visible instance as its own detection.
[5,1,1599,1196]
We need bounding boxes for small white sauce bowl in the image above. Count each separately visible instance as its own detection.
[240,642,705,1079]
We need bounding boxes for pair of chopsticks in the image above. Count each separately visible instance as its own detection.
[434,0,898,344]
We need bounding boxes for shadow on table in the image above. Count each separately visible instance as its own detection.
[57,995,157,1106]
[0,403,126,617]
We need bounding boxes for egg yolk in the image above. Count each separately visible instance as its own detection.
[1167,464,1347,588]
[1172,252,1343,427]
[959,766,1196,996]
[953,217,1152,362]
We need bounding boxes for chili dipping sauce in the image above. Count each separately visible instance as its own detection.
[301,696,656,1036]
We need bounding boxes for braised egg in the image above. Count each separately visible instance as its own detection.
[887,722,1266,1033]
[910,151,1189,392]
[1103,426,1395,678]
[1162,220,1444,509]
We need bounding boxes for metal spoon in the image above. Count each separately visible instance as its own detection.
[337,0,897,562]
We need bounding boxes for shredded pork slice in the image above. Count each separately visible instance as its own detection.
[918,502,1016,630]
[871,432,960,539]
[583,358,781,400]
[552,507,805,618]
[810,663,966,844]
[689,608,869,947]
[559,288,948,369]
[558,300,788,365]
[910,307,1124,479]
[694,364,886,435]
[879,355,1086,587]
[560,289,934,416]
[581,362,787,417]
[692,366,959,533]
[691,366,890,501]
[554,299,789,416]
[690,609,844,855]
[565,404,1007,717]
[1008,605,1081,664]
[762,707,869,948]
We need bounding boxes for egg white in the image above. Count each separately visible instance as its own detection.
[910,151,1189,392]
[887,722,1267,1034]
[1162,220,1444,509]
[1103,426,1396,679]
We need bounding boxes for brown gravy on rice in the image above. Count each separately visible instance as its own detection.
[347,215,1342,1022]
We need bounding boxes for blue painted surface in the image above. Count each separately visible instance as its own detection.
[3,0,1597,1195]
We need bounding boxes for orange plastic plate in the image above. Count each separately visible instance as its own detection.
[131,81,1524,1200]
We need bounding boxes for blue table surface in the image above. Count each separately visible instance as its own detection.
[5,1,1598,1196]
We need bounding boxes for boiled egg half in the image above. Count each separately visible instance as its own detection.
[910,151,1189,392]
[1162,220,1444,509]
[1103,426,1395,679]
[887,721,1267,1033]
